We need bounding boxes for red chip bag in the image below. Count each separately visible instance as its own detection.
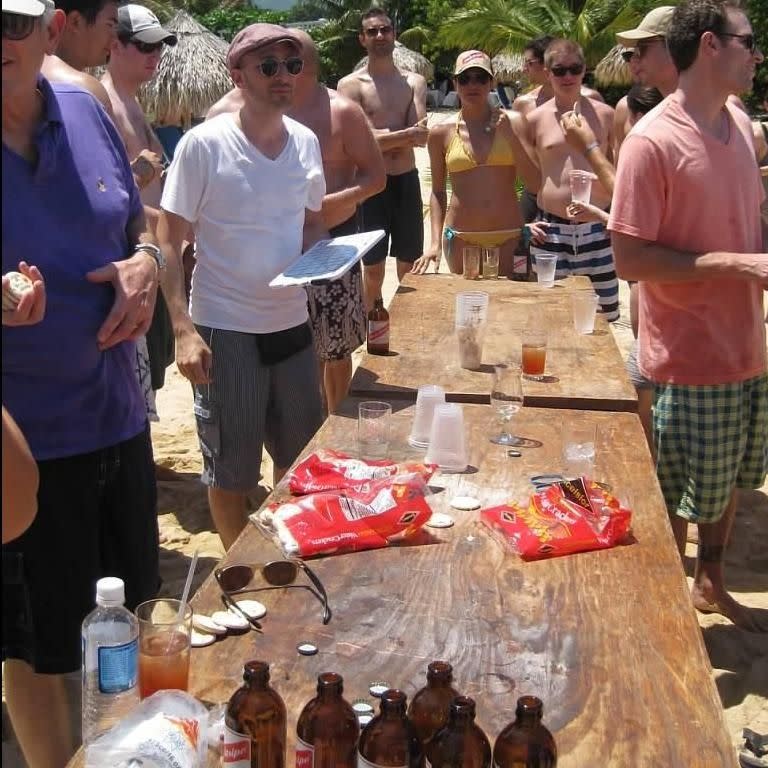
[256,473,433,558]
[481,477,632,561]
[286,449,437,495]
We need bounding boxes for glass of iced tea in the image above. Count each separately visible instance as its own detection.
[522,327,548,380]
[135,598,192,699]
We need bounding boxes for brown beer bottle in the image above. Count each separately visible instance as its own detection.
[367,298,390,355]
[358,688,424,767]
[425,696,491,768]
[492,696,557,768]
[224,660,286,768]
[295,672,359,768]
[407,661,460,745]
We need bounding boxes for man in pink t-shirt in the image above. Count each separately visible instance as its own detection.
[609,0,767,632]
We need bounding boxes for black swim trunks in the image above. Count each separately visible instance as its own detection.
[360,168,424,265]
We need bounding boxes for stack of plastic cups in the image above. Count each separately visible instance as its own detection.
[408,384,446,448]
[455,292,489,371]
[424,403,468,472]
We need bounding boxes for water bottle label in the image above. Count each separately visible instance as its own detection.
[295,737,314,767]
[97,638,137,694]
[358,753,405,768]
[223,724,251,766]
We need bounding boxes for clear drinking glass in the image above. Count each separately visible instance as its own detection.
[358,401,392,458]
[490,363,524,446]
[482,247,500,279]
[462,247,481,280]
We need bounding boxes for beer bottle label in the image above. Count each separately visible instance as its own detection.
[358,753,406,768]
[295,737,314,768]
[223,724,251,766]
[367,320,389,346]
[512,253,528,275]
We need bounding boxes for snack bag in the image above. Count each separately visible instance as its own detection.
[481,477,631,561]
[255,472,433,558]
[286,449,437,495]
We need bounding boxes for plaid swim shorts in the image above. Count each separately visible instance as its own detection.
[653,373,768,523]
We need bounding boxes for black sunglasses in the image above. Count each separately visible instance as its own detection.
[255,56,304,77]
[620,48,634,63]
[130,39,164,54]
[550,63,585,77]
[457,70,491,86]
[364,25,393,38]
[718,32,757,54]
[2,11,36,41]
[215,559,331,626]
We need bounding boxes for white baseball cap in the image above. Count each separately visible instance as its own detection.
[117,4,177,46]
[616,7,675,46]
[2,0,53,17]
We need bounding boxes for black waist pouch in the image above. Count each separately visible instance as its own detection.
[256,321,313,366]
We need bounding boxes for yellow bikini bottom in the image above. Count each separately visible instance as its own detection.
[443,226,526,258]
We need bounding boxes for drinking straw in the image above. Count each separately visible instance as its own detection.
[166,550,198,653]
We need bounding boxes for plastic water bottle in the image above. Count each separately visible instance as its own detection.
[81,577,140,747]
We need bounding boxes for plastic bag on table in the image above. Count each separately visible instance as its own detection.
[285,448,437,495]
[254,472,434,558]
[84,690,209,768]
[481,477,632,561]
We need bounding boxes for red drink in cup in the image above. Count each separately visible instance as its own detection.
[138,630,190,699]
[522,344,546,376]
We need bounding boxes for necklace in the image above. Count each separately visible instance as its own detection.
[460,109,496,134]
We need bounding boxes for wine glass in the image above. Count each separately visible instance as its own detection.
[490,363,524,445]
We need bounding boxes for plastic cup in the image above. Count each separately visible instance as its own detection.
[534,254,558,288]
[358,401,391,458]
[571,291,600,334]
[569,170,597,204]
[482,247,500,279]
[562,422,597,476]
[456,321,486,370]
[462,246,481,280]
[136,598,192,699]
[455,291,489,326]
[424,403,468,472]
[408,384,446,448]
[522,327,547,380]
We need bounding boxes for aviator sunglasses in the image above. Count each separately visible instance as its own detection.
[215,559,331,628]
[2,12,37,40]
[254,56,304,77]
[550,63,585,77]
[457,70,492,86]
[364,25,393,38]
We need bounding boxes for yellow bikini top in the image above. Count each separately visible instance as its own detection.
[445,114,516,174]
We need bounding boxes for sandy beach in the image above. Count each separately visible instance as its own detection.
[2,127,766,766]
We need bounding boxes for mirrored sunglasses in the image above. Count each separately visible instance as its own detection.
[550,63,585,77]
[130,39,164,54]
[457,70,491,86]
[257,56,304,77]
[2,12,37,41]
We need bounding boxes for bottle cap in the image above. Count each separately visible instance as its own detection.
[297,643,319,656]
[369,682,390,697]
[95,577,125,606]
[352,700,374,716]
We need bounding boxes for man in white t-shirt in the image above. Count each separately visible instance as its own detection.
[157,23,327,549]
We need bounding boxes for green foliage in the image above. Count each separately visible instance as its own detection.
[198,7,291,42]
[745,0,767,113]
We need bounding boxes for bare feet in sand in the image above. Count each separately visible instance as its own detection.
[692,585,765,632]
[155,463,183,481]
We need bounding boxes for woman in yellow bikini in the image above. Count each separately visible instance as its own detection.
[412,50,544,276]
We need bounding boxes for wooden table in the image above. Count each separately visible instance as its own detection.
[181,399,732,767]
[351,274,638,412]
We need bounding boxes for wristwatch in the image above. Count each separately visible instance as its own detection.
[134,243,166,275]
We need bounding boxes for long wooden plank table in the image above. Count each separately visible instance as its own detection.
[351,274,638,412]
[180,399,732,767]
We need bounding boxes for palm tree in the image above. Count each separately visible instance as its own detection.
[439,0,671,67]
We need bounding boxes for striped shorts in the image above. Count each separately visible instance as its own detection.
[531,210,619,321]
[653,373,768,523]
[193,324,323,492]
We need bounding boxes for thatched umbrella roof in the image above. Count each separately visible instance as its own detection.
[139,10,232,128]
[355,41,434,81]
[595,44,633,87]
[491,51,525,84]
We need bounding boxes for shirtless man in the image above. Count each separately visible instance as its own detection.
[40,0,117,117]
[337,7,428,308]
[525,39,619,321]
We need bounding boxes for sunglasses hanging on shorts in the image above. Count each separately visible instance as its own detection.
[718,33,757,54]
[550,63,585,77]
[2,12,37,41]
[456,71,492,86]
[255,56,304,77]
[130,39,164,54]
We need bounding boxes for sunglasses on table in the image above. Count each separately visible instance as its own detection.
[130,39,164,54]
[364,25,393,38]
[215,559,331,628]
[550,63,585,77]
[2,12,37,41]
[718,32,757,54]
[457,70,492,86]
[253,56,304,77]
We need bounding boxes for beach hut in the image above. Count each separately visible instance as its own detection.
[594,44,633,87]
[490,51,525,84]
[139,10,233,128]
[355,40,434,81]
